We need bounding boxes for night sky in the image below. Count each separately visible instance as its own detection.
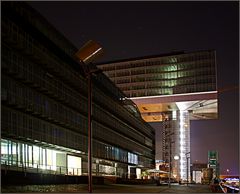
[28,1,239,175]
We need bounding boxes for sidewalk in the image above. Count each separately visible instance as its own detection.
[2,183,213,193]
[156,184,213,193]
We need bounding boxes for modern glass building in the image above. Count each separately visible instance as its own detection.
[1,2,155,180]
[98,50,218,181]
[98,50,216,98]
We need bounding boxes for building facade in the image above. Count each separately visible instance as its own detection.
[1,2,155,180]
[98,50,218,181]
[98,51,216,98]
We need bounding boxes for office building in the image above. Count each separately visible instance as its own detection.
[1,2,155,180]
[98,50,218,181]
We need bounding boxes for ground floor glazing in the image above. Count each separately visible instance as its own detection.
[1,138,142,178]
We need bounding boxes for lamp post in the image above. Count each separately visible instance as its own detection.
[165,132,174,188]
[75,40,103,193]
[185,152,190,186]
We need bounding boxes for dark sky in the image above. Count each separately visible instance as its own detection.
[28,1,239,175]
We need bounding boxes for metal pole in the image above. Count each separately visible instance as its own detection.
[186,156,188,186]
[168,139,171,188]
[165,131,174,188]
[177,159,179,183]
[185,152,190,186]
[88,74,92,193]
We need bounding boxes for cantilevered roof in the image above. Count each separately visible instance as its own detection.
[131,91,218,122]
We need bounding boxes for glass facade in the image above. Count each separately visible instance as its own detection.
[1,2,155,179]
[98,51,216,98]
[1,138,140,176]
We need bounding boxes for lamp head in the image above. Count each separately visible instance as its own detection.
[174,155,180,160]
[75,40,104,65]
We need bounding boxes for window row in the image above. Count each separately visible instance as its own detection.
[93,106,147,146]
[138,155,154,168]
[117,76,215,90]
[95,88,146,137]
[2,46,89,112]
[1,108,143,165]
[174,52,214,64]
[166,51,215,63]
[173,83,216,94]
[113,61,147,71]
[177,60,215,70]
[1,138,139,176]
[145,66,215,78]
[93,121,153,159]
[115,78,131,84]
[129,88,174,97]
[93,142,129,163]
[109,67,215,83]
[128,82,215,97]
[2,76,88,132]
[1,138,83,176]
[94,73,125,101]
[2,19,86,96]
[2,11,76,63]
[95,89,154,138]
[1,106,87,150]
[101,55,214,74]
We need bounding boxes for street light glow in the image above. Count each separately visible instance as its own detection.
[174,155,180,160]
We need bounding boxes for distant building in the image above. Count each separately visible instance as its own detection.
[208,151,220,178]
[98,49,218,181]
[1,2,155,181]
[191,162,208,183]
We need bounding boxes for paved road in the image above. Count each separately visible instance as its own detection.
[2,183,213,193]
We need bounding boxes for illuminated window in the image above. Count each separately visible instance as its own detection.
[128,152,138,164]
[172,111,177,120]
[67,155,82,175]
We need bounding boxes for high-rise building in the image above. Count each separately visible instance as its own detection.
[98,50,218,181]
[1,2,155,181]
[208,151,220,178]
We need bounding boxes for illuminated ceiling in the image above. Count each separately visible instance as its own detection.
[131,91,218,122]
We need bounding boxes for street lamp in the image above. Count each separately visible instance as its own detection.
[75,40,104,193]
[174,155,180,160]
[226,169,230,175]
